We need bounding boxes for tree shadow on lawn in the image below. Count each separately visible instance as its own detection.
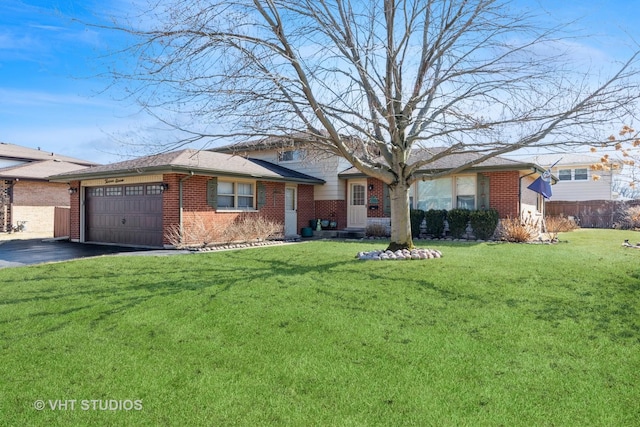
[0,253,358,340]
[2,247,639,346]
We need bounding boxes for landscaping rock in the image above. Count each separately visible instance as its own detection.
[356,248,442,260]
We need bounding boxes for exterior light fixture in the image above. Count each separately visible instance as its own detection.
[68,187,78,195]
[160,183,169,192]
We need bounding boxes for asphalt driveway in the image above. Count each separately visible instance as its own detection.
[0,239,188,268]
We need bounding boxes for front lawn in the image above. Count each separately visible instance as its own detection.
[1,229,639,426]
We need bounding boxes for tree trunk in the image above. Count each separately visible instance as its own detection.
[387,182,414,251]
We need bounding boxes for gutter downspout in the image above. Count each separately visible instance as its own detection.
[518,169,537,218]
[179,172,195,243]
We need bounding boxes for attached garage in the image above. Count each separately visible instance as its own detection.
[85,183,164,247]
[49,149,324,248]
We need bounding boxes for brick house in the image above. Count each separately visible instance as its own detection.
[50,141,551,248]
[0,142,96,234]
[216,139,552,235]
[49,150,324,247]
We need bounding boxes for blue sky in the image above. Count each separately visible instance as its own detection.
[0,0,637,164]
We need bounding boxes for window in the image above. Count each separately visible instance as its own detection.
[217,181,254,210]
[278,149,303,162]
[105,186,122,196]
[416,175,476,211]
[558,169,572,181]
[456,176,476,209]
[558,168,588,181]
[146,184,163,195]
[417,177,452,210]
[87,187,104,197]
[351,184,365,206]
[574,168,588,180]
[125,185,144,196]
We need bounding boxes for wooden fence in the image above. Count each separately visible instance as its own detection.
[546,200,640,228]
[53,207,70,238]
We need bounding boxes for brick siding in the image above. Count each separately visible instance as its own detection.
[297,184,315,231]
[13,181,70,206]
[484,171,520,218]
[366,178,386,218]
[161,174,287,246]
[314,199,347,229]
[69,180,81,241]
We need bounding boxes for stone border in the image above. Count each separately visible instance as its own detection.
[357,248,442,260]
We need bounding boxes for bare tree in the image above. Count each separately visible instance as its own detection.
[104,0,640,249]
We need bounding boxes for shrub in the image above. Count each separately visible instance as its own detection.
[165,215,283,248]
[469,209,499,240]
[165,216,225,248]
[410,209,425,238]
[498,216,540,243]
[545,215,578,233]
[366,222,390,237]
[424,209,447,237]
[614,205,640,230]
[447,209,471,238]
[223,216,283,243]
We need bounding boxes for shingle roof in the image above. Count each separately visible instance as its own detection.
[0,160,91,180]
[0,142,97,166]
[48,149,325,184]
[339,148,540,177]
[524,153,615,167]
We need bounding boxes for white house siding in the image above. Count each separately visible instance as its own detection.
[527,154,618,202]
[248,149,347,201]
[549,170,613,201]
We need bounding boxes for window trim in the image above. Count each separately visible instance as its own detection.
[277,149,304,163]
[415,174,477,211]
[556,168,589,181]
[216,179,257,211]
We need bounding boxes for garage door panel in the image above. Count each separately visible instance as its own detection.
[86,184,163,247]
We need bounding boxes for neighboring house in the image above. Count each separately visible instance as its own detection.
[217,139,553,234]
[0,142,96,234]
[49,149,324,247]
[527,153,621,201]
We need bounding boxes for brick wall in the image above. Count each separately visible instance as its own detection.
[485,171,520,218]
[10,206,55,234]
[69,180,81,241]
[162,174,287,246]
[366,178,386,218]
[0,180,11,232]
[314,199,347,229]
[297,184,315,232]
[13,181,70,206]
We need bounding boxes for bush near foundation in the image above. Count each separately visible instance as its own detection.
[424,209,447,237]
[410,209,425,238]
[447,209,471,238]
[469,209,499,240]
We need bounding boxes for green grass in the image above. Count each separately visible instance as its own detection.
[1,229,639,426]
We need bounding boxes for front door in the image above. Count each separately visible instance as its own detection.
[348,181,367,228]
[284,186,298,237]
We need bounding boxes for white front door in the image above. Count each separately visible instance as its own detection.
[348,181,367,228]
[284,186,298,237]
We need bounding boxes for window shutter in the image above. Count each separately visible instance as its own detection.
[257,182,266,209]
[207,178,218,209]
[477,174,489,210]
[383,184,391,216]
